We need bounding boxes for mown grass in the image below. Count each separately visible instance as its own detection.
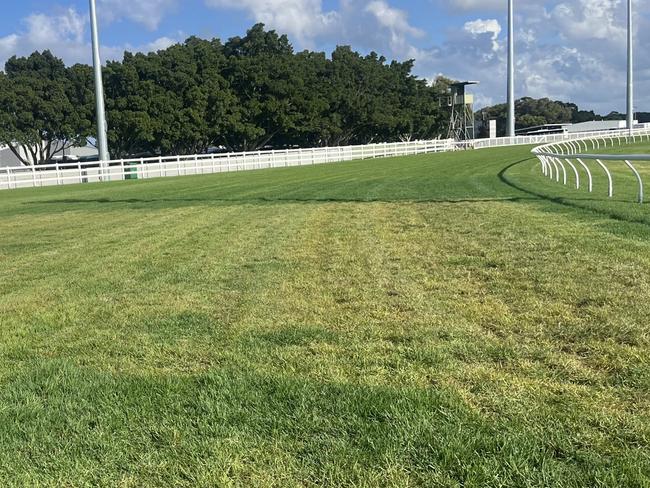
[0,144,649,487]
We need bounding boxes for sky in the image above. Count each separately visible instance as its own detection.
[1,0,648,114]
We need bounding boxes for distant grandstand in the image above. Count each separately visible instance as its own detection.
[516,120,646,137]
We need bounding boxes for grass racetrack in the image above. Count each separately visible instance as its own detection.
[1,144,649,486]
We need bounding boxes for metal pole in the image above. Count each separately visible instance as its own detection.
[627,0,634,135]
[507,0,515,137]
[89,0,109,165]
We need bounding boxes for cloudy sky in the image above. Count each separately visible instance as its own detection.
[1,0,648,113]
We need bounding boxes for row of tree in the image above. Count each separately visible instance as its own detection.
[476,97,638,137]
[0,24,454,165]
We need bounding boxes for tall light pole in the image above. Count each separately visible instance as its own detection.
[627,0,634,135]
[507,0,515,138]
[89,0,109,164]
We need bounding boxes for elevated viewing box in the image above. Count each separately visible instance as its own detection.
[448,81,479,141]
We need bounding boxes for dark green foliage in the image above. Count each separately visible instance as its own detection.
[0,24,450,161]
[0,51,92,165]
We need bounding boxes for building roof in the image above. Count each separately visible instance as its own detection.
[0,147,22,168]
[566,120,630,133]
[0,144,99,167]
[515,124,569,136]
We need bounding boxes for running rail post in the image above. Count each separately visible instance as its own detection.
[565,159,580,189]
[624,160,643,203]
[550,158,560,181]
[576,158,593,192]
[595,159,613,198]
[555,158,567,185]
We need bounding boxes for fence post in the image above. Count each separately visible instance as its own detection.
[624,160,644,203]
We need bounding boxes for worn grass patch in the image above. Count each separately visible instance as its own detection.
[0,145,649,486]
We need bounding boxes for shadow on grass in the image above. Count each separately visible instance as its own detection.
[0,359,639,486]
[31,196,539,206]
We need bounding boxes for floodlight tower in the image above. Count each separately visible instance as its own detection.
[507,0,515,137]
[89,0,110,165]
[627,0,634,135]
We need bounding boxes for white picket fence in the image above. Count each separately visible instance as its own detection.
[2,128,649,191]
[0,139,455,191]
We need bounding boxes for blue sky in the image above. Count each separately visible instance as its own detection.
[1,1,649,114]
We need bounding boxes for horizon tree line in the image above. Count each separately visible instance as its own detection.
[0,23,632,166]
[0,24,453,166]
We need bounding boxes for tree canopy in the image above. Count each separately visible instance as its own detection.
[476,96,626,137]
[0,24,452,164]
[0,51,92,165]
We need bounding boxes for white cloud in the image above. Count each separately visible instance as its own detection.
[550,0,625,41]
[445,0,504,10]
[0,35,19,54]
[0,8,89,67]
[98,0,178,30]
[2,0,650,114]
[364,1,424,39]
[203,0,424,61]
[0,8,181,70]
[204,0,338,46]
[143,36,179,52]
[414,0,650,113]
[463,19,501,51]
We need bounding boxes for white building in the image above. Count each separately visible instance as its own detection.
[515,119,640,137]
[0,146,22,168]
[0,144,99,167]
[566,120,635,133]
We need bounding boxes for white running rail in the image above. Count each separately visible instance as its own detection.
[3,127,650,191]
[0,139,455,191]
[531,129,650,203]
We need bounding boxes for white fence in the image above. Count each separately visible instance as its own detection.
[469,127,650,149]
[3,127,650,191]
[0,139,455,191]
[531,129,650,203]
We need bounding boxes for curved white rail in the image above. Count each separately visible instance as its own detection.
[532,133,650,203]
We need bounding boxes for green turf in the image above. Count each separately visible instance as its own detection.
[0,144,649,487]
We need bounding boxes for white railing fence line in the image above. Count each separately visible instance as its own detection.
[531,129,650,203]
[3,127,650,191]
[0,139,455,191]
[468,127,650,149]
